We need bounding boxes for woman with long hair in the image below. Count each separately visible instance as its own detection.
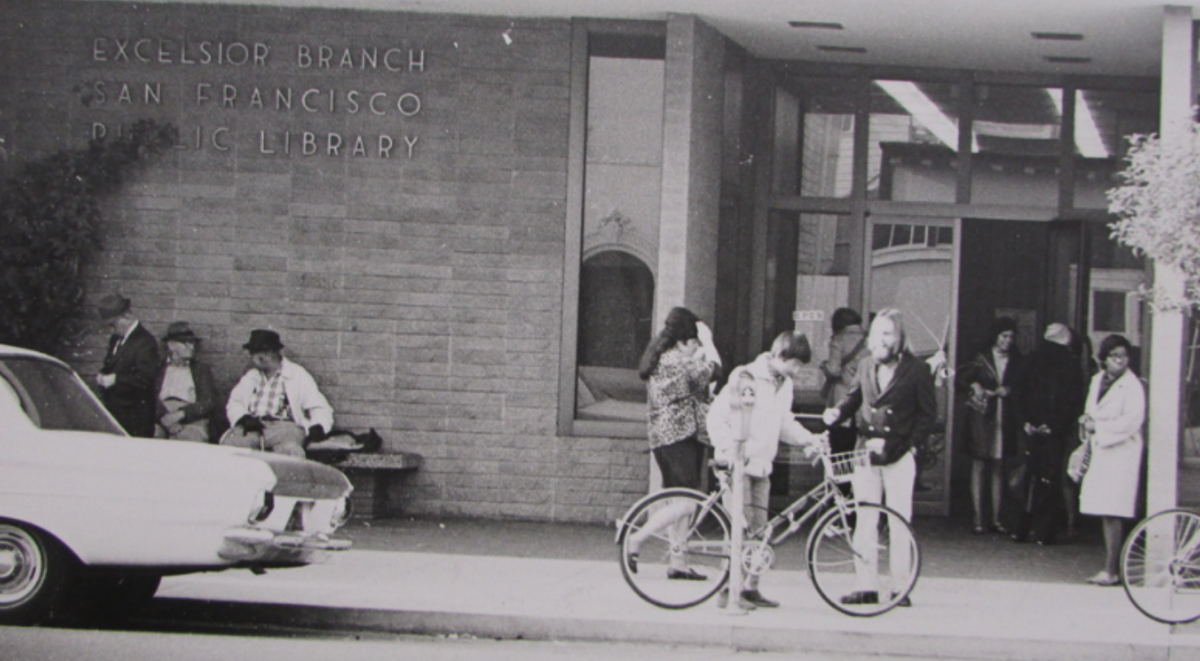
[626,307,721,580]
[955,317,1021,535]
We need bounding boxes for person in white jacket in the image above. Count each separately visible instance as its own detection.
[707,331,826,609]
[1078,333,1145,587]
[221,329,334,458]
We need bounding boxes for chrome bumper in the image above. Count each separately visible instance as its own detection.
[219,527,352,563]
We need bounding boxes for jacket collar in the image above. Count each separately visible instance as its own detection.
[868,351,917,401]
[744,353,791,392]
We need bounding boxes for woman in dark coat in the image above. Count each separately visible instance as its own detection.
[956,317,1021,535]
[1010,323,1086,544]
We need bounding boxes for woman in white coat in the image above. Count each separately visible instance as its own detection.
[1078,334,1145,586]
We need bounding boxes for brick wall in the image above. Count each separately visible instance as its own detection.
[1,0,646,522]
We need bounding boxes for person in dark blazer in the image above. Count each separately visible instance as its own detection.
[95,293,159,438]
[823,308,936,608]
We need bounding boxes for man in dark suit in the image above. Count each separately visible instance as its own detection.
[823,307,937,608]
[96,293,159,437]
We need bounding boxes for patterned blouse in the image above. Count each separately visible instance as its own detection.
[646,346,717,450]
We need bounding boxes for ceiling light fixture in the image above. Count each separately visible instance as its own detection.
[817,45,867,54]
[1032,32,1084,41]
[789,21,844,30]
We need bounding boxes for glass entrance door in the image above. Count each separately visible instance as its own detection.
[1048,218,1147,375]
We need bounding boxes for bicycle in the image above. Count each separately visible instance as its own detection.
[614,444,920,616]
[1121,508,1200,624]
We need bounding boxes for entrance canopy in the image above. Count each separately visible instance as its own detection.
[107,0,1189,77]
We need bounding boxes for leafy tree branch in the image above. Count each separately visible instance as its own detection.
[1108,120,1200,312]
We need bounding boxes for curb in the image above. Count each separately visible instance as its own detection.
[143,597,1184,661]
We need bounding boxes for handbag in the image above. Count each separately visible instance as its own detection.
[1067,436,1092,483]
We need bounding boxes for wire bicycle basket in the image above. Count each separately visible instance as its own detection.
[822,449,871,484]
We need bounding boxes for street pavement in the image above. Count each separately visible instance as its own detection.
[151,515,1200,660]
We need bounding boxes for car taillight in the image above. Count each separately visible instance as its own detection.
[248,491,274,524]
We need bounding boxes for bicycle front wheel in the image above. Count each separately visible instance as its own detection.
[808,502,919,617]
[1122,508,1200,624]
[618,489,731,609]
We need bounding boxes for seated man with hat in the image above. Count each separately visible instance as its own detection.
[220,329,333,458]
[155,321,218,443]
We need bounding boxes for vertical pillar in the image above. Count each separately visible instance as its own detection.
[1146,6,1193,515]
[657,15,725,327]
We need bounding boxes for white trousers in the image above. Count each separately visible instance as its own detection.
[850,450,915,592]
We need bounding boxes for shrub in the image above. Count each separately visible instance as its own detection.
[0,119,177,354]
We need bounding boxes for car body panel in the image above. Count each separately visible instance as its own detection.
[0,344,352,571]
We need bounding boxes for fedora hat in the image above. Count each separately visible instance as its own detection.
[163,321,200,344]
[96,293,131,320]
[243,329,284,353]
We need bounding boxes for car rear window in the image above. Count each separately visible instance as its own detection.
[0,357,124,434]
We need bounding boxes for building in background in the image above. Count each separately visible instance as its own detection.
[0,0,1193,522]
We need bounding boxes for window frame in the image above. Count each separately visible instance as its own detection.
[557,19,668,438]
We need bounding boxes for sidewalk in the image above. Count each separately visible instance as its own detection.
[153,516,1200,660]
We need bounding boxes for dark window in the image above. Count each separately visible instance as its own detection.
[1093,290,1126,333]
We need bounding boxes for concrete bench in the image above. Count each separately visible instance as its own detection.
[335,452,423,519]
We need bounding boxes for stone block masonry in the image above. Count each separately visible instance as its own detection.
[0,0,646,523]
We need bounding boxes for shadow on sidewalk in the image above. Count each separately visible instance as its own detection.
[340,513,1107,585]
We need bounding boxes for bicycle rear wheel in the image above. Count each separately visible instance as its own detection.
[1122,508,1200,624]
[808,502,919,617]
[617,489,730,609]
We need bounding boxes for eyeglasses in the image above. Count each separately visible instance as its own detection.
[1107,351,1130,360]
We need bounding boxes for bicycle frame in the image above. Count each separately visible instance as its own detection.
[616,447,919,616]
[616,460,853,558]
[735,463,853,548]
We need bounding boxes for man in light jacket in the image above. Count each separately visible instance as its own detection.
[221,329,333,458]
[708,330,825,610]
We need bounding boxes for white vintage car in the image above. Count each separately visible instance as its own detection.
[0,343,353,625]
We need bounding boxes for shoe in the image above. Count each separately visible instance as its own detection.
[716,588,757,610]
[740,589,779,608]
[891,592,912,607]
[972,525,986,535]
[667,568,707,581]
[840,590,879,605]
[1086,571,1120,587]
[991,522,1009,535]
[1011,531,1028,543]
[627,551,638,574]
